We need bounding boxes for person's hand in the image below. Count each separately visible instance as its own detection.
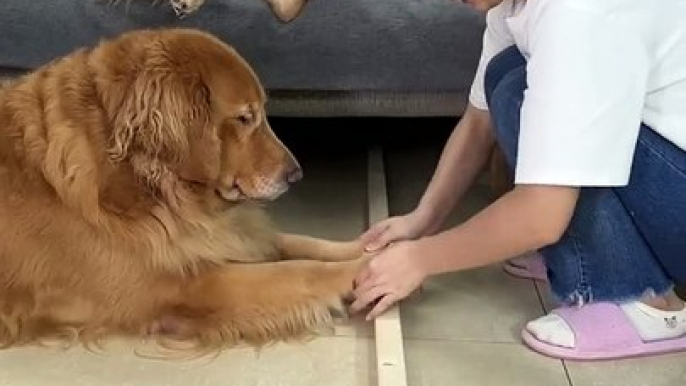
[360,208,435,252]
[351,241,427,320]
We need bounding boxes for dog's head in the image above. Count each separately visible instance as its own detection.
[92,29,301,204]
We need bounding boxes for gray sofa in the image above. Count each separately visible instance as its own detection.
[0,0,485,117]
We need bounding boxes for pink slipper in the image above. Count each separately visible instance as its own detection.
[522,303,686,361]
[503,252,548,282]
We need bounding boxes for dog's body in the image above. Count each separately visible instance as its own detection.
[0,28,363,351]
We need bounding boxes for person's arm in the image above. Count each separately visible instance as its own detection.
[416,104,496,234]
[352,184,579,319]
[416,184,579,276]
[416,3,651,273]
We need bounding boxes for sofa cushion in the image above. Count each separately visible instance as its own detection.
[0,0,484,93]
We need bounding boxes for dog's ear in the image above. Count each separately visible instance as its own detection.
[107,66,210,168]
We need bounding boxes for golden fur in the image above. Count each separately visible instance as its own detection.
[0,28,364,353]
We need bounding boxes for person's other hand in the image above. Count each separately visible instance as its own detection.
[360,209,435,252]
[351,241,427,320]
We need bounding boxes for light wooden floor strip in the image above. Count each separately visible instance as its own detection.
[367,147,408,386]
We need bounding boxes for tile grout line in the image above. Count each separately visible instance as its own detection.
[367,146,409,386]
[561,361,575,386]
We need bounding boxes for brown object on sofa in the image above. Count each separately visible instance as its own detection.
[166,0,309,22]
[0,28,365,353]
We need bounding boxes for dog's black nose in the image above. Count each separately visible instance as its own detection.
[286,167,303,184]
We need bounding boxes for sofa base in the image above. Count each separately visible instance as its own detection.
[266,90,466,118]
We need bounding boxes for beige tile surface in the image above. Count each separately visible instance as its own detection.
[566,355,686,386]
[0,337,375,386]
[267,133,368,241]
[404,339,570,386]
[401,266,545,343]
[384,133,494,226]
[267,160,367,240]
[535,280,559,313]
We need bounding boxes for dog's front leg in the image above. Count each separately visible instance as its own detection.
[276,233,365,262]
[156,259,364,347]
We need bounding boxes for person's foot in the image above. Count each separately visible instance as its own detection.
[503,252,547,282]
[522,295,686,360]
[527,300,686,348]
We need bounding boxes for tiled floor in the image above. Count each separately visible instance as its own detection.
[0,119,684,386]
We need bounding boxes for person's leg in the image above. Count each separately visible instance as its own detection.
[614,126,686,285]
[523,128,686,359]
[483,46,548,282]
[483,45,526,104]
[485,46,686,360]
[503,251,547,282]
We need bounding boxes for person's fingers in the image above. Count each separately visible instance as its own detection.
[350,284,388,313]
[359,220,390,244]
[353,264,372,288]
[353,266,384,298]
[366,294,398,321]
[364,225,400,252]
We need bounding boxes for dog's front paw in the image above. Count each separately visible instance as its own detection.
[170,0,205,18]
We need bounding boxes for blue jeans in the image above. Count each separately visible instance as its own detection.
[485,46,686,305]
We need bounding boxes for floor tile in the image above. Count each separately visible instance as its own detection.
[266,149,368,240]
[333,317,374,338]
[0,337,375,386]
[566,355,686,386]
[405,339,570,386]
[535,280,559,313]
[268,133,367,239]
[401,266,545,343]
[384,131,494,226]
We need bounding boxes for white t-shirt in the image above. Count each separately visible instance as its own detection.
[469,0,686,186]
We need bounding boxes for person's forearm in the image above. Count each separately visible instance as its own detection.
[415,186,579,276]
[417,105,496,234]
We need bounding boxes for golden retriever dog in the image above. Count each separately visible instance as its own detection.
[0,28,366,353]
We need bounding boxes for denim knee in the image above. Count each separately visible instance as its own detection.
[483,46,527,169]
[541,188,673,305]
[486,67,527,169]
[484,45,526,105]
